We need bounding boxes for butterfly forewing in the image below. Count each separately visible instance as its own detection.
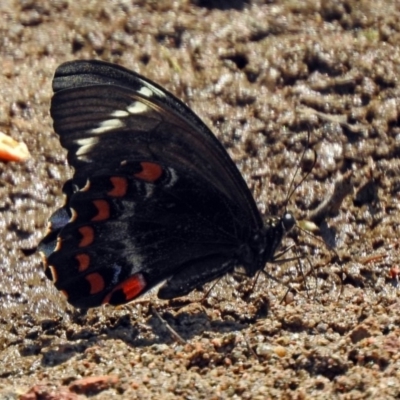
[51,60,261,226]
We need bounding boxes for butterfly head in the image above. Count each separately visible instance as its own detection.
[263,212,296,256]
[238,212,296,277]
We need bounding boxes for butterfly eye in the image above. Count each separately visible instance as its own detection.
[282,213,296,232]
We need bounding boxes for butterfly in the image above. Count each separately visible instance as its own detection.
[39,60,295,308]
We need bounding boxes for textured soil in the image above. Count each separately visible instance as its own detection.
[1,0,400,398]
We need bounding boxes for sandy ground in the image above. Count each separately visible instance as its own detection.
[1,0,400,398]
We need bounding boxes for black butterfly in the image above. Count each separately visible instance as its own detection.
[39,60,295,308]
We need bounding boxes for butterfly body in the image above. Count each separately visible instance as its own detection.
[39,60,294,308]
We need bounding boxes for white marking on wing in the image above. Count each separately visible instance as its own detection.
[165,168,178,188]
[143,83,166,98]
[144,183,155,198]
[127,101,148,114]
[111,264,122,285]
[75,137,99,156]
[69,207,78,222]
[90,118,124,134]
[111,110,130,117]
[138,86,153,97]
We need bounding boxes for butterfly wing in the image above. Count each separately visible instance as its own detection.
[40,60,265,308]
[51,60,261,225]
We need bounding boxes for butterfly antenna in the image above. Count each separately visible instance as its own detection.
[284,131,317,211]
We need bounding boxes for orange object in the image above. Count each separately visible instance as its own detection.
[0,132,30,161]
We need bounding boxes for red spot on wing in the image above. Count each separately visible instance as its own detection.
[91,200,110,221]
[86,273,105,294]
[134,162,163,182]
[103,273,147,305]
[78,226,95,247]
[108,177,128,197]
[75,253,90,272]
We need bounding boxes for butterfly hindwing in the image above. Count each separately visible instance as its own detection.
[41,158,254,307]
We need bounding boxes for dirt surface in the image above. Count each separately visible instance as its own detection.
[1,0,400,398]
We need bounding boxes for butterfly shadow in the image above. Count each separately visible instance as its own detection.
[33,297,265,368]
